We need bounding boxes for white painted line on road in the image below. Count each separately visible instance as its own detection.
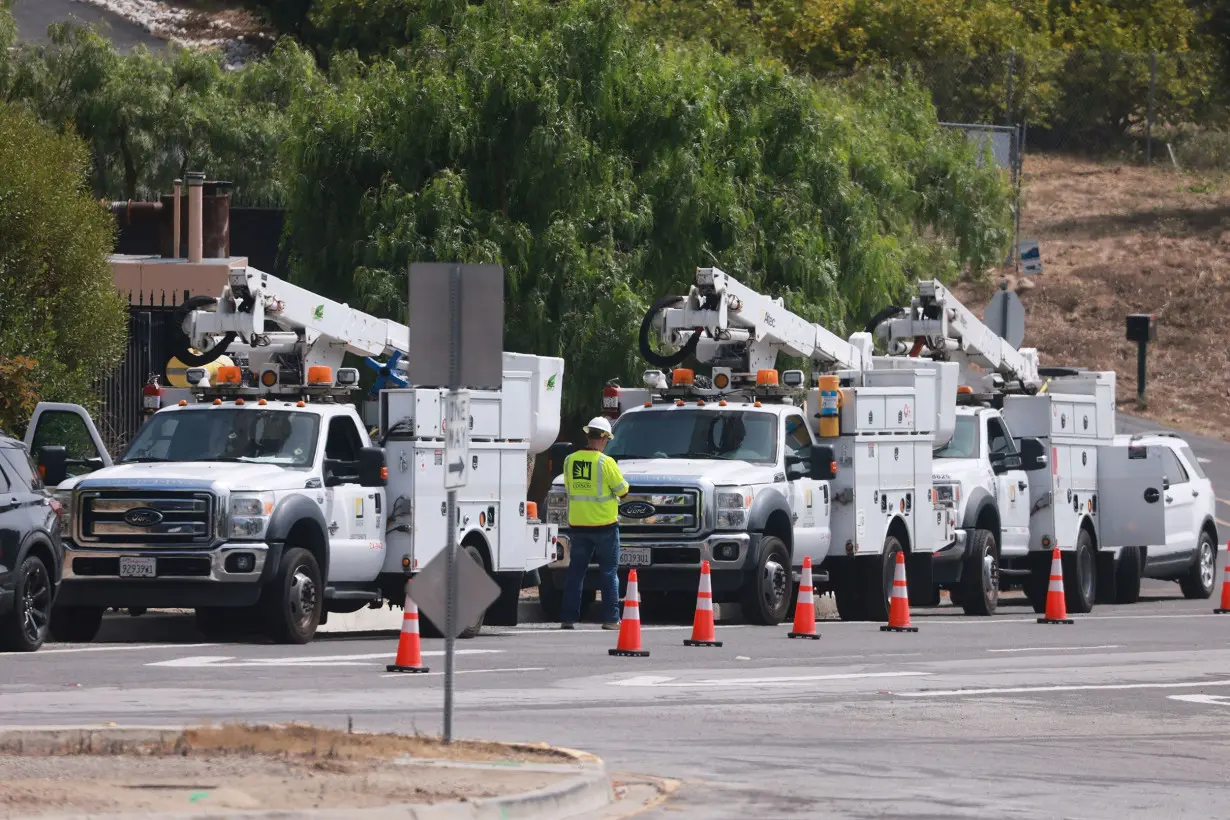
[916,612,1230,625]
[147,649,503,668]
[1169,694,1230,706]
[1198,457,1212,464]
[380,666,546,679]
[1217,519,1230,529]
[494,625,754,635]
[610,671,931,688]
[986,645,1121,653]
[16,643,221,656]
[898,679,1230,698]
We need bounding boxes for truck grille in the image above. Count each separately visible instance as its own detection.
[75,492,215,547]
[618,487,700,536]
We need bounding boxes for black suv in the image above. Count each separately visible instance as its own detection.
[0,435,64,651]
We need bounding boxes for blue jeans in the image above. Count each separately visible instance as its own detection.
[561,525,621,624]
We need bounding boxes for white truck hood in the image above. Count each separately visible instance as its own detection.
[552,458,778,488]
[62,462,311,494]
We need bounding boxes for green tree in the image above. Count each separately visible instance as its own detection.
[280,0,1014,426]
[0,102,127,435]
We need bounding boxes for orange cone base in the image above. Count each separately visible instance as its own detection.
[609,648,650,657]
[880,624,919,633]
[787,631,821,640]
[684,638,723,647]
[1037,616,1074,625]
[1215,608,1230,614]
[386,663,430,673]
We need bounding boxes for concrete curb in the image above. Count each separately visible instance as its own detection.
[0,728,613,820]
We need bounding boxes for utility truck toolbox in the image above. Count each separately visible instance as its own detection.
[26,265,562,646]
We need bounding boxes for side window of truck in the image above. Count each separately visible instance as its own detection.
[784,414,811,455]
[985,418,1016,456]
[325,416,364,462]
[1160,446,1189,486]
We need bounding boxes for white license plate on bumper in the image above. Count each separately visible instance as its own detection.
[619,548,652,566]
[118,557,156,578]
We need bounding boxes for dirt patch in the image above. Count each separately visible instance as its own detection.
[955,154,1230,440]
[0,724,575,817]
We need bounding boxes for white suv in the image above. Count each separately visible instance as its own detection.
[1107,433,1218,604]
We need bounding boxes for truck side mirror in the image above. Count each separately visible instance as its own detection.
[809,445,837,481]
[38,445,68,487]
[1017,438,1048,471]
[357,446,388,488]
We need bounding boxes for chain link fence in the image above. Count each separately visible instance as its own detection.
[830,50,1228,166]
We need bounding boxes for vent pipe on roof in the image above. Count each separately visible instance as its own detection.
[187,172,204,263]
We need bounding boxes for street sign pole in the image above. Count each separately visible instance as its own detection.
[444,265,462,744]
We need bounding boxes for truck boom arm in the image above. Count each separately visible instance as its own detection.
[653,267,873,374]
[877,279,1040,391]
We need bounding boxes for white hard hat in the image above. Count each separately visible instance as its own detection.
[583,416,613,438]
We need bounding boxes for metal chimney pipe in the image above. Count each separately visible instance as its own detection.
[172,179,182,258]
[186,172,204,263]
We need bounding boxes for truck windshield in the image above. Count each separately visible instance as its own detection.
[121,409,321,468]
[606,410,778,464]
[934,415,978,459]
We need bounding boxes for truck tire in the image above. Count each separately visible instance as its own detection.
[48,605,104,644]
[1024,552,1050,613]
[959,529,999,616]
[1062,530,1097,614]
[261,547,323,645]
[833,562,865,621]
[1113,546,1143,605]
[860,535,903,623]
[0,556,52,652]
[740,536,792,625]
[1179,531,1216,600]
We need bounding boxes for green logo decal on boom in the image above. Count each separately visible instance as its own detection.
[313,305,325,320]
[546,374,557,390]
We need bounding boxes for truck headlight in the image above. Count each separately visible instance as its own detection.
[715,486,753,530]
[230,492,275,539]
[545,488,568,526]
[933,483,961,509]
[55,490,73,538]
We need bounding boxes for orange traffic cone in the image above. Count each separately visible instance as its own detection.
[386,583,430,673]
[1216,542,1230,614]
[684,560,722,647]
[610,569,650,657]
[788,556,820,640]
[1038,547,1074,624]
[880,550,918,633]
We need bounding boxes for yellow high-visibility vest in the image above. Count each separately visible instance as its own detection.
[563,449,629,527]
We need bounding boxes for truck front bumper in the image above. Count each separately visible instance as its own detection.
[545,532,757,595]
[56,541,275,609]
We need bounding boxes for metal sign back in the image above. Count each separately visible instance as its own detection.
[985,288,1026,350]
[409,548,501,640]
[408,263,504,389]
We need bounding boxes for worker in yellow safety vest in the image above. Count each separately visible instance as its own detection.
[560,416,629,630]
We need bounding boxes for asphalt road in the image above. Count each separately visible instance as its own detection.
[4,585,1230,819]
[10,0,167,52]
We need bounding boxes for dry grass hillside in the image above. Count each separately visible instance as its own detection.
[954,155,1230,440]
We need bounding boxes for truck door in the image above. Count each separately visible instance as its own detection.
[22,403,113,486]
[1096,443,1167,551]
[1157,445,1196,566]
[321,415,385,583]
[986,416,1030,553]
[783,412,830,565]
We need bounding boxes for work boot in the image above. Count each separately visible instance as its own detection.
[602,621,620,630]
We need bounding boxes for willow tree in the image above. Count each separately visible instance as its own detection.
[279,0,1014,426]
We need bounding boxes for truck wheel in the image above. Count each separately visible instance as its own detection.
[261,547,323,645]
[48,605,104,644]
[1024,552,1050,613]
[959,530,999,616]
[860,536,903,623]
[1113,546,1143,605]
[1179,531,1216,600]
[833,562,864,621]
[740,536,792,625]
[1062,530,1097,614]
[0,556,52,652]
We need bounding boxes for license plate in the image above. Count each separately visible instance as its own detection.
[118,557,156,578]
[619,548,651,566]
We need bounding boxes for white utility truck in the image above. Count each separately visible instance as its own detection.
[25,266,563,644]
[875,280,1214,614]
[543,267,958,625]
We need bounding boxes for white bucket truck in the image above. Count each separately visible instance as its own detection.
[875,279,1206,614]
[543,267,958,625]
[25,266,562,644]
